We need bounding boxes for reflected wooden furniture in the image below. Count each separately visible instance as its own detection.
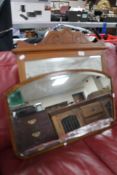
[50,94,112,138]
[72,92,85,103]
[87,88,111,99]
[11,109,58,153]
[45,101,68,113]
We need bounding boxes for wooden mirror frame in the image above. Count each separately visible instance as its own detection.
[7,29,115,158]
[5,69,115,158]
[13,29,107,82]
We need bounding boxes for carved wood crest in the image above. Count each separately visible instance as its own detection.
[13,29,105,54]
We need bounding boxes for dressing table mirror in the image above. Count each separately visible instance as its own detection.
[6,70,115,158]
[6,29,115,158]
[13,29,107,82]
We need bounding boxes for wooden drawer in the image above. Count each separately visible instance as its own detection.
[84,113,107,124]
[13,110,58,152]
[80,102,104,118]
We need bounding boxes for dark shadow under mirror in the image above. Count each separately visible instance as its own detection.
[6,70,115,158]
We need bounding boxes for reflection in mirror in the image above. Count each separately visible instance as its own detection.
[7,70,114,158]
[25,55,102,79]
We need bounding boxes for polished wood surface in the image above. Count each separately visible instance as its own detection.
[13,29,105,53]
[50,94,113,138]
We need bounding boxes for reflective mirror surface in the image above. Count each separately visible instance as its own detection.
[7,70,114,158]
[25,55,102,79]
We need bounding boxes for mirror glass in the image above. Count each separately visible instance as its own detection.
[25,55,102,79]
[7,70,114,158]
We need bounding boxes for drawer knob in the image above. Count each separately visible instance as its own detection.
[32,131,40,138]
[27,119,37,125]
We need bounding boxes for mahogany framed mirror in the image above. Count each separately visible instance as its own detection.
[5,69,115,158]
[13,29,107,82]
[6,29,115,158]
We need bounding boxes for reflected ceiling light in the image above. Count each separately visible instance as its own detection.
[51,75,69,86]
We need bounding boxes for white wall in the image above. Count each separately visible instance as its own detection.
[11,1,50,24]
[11,0,86,25]
[83,76,99,98]
[28,87,83,108]
[27,76,101,107]
[83,75,110,98]
[41,87,84,107]
[99,76,111,89]
[21,75,110,108]
[93,76,103,90]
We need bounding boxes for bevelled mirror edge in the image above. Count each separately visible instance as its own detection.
[5,69,116,158]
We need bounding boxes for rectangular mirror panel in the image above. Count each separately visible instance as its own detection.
[25,56,102,79]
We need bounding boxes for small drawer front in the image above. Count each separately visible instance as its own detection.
[13,110,58,152]
[84,113,107,124]
[80,102,104,118]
